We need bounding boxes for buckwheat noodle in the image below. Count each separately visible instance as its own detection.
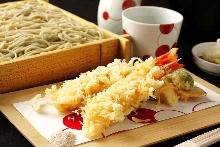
[0,0,103,63]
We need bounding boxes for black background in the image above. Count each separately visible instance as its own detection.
[0,0,220,146]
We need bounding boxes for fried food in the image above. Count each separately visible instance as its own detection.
[38,59,135,113]
[155,83,179,107]
[177,86,207,101]
[81,49,183,139]
[30,48,207,139]
[35,48,182,113]
[163,68,194,91]
[156,68,206,107]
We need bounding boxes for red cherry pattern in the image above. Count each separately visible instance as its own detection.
[127,108,158,124]
[160,24,174,35]
[63,113,83,130]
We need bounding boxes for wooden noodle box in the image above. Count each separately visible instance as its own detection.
[0,0,131,93]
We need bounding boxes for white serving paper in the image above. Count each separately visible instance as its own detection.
[13,82,220,145]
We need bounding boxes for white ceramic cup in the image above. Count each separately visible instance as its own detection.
[122,6,183,60]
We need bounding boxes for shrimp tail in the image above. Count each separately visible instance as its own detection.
[155,48,179,66]
[158,59,184,79]
[155,48,184,79]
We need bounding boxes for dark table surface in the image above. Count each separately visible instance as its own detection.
[0,0,220,146]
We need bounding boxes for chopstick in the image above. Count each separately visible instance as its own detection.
[175,128,220,147]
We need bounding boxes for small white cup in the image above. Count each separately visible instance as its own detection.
[122,6,183,60]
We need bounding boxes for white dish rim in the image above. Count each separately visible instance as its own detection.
[192,42,220,76]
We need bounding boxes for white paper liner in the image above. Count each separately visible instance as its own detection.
[13,82,220,145]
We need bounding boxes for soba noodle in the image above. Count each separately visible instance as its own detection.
[0,0,103,63]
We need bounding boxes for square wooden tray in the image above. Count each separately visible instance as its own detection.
[0,72,219,147]
[0,0,131,94]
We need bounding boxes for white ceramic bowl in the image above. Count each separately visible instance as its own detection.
[192,42,220,76]
[122,6,183,59]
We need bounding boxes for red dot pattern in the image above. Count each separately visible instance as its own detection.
[103,11,109,20]
[155,45,170,57]
[102,0,137,20]
[102,2,177,58]
[154,24,176,57]
[122,0,136,10]
[160,24,174,34]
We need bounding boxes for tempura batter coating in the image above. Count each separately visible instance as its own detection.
[44,59,135,112]
[81,50,183,139]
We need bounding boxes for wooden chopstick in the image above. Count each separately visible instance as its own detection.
[175,128,220,147]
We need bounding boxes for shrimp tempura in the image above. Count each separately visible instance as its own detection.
[37,59,135,113]
[34,48,180,113]
[82,49,183,139]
